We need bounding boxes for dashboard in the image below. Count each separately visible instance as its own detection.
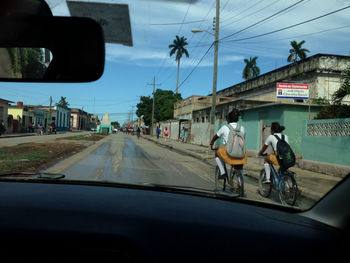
[0,180,346,262]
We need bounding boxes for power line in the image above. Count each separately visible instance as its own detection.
[149,20,207,26]
[220,0,266,23]
[222,24,350,45]
[220,0,305,41]
[222,5,350,43]
[157,0,216,87]
[178,42,214,90]
[221,0,281,28]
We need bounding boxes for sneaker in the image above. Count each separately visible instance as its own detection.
[262,179,271,184]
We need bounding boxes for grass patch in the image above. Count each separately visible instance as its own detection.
[58,133,108,141]
[0,142,86,173]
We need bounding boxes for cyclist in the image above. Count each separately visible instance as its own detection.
[209,109,246,179]
[257,122,289,184]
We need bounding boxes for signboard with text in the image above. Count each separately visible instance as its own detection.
[276,83,309,99]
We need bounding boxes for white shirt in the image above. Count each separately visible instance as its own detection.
[216,123,245,145]
[264,133,289,152]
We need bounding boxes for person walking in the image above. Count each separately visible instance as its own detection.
[179,127,185,143]
[164,127,168,142]
[156,126,161,139]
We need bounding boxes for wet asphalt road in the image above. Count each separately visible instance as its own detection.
[63,134,214,190]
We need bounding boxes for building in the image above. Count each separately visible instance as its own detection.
[54,104,71,131]
[97,113,113,134]
[179,53,350,152]
[0,98,14,132]
[214,53,350,104]
[174,95,235,121]
[7,102,35,133]
[71,108,89,131]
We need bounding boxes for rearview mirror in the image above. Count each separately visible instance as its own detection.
[0,16,105,82]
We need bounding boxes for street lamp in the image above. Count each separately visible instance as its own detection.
[191,28,214,36]
[191,0,220,141]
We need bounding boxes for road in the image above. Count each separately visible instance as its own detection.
[0,131,90,147]
[48,134,268,202]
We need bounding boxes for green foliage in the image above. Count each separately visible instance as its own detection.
[136,89,182,125]
[332,65,350,105]
[315,104,350,119]
[6,48,44,77]
[312,97,330,105]
[287,40,310,63]
[57,96,69,107]
[111,121,120,128]
[169,35,189,62]
[6,48,21,76]
[242,56,260,80]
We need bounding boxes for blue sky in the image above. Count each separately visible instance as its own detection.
[1,0,349,124]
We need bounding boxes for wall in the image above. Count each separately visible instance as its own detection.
[191,122,210,146]
[283,105,321,155]
[301,118,350,167]
[170,121,179,140]
[239,104,321,155]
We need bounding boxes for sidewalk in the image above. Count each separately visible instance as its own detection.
[143,135,343,203]
[0,130,81,139]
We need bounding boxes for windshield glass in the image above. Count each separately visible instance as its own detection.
[0,0,349,210]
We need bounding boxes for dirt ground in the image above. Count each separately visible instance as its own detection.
[0,142,87,173]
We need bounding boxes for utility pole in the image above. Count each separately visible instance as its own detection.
[49,96,52,125]
[147,76,161,136]
[210,0,220,140]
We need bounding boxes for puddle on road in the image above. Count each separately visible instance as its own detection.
[62,142,117,181]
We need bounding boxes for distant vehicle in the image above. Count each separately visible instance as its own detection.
[113,128,118,133]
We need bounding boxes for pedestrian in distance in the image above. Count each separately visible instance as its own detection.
[164,127,168,142]
[0,121,6,136]
[179,127,185,143]
[156,126,161,139]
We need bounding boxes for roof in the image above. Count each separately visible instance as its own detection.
[211,53,350,96]
[0,98,14,104]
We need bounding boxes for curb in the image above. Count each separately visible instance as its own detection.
[0,134,36,139]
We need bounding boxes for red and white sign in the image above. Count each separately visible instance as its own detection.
[276,83,309,99]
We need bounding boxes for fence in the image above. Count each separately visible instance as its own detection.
[302,118,350,167]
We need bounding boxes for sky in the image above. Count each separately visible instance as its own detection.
[1,0,349,124]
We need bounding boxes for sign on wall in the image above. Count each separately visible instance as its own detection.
[276,83,309,99]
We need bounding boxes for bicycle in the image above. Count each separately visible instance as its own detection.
[212,147,245,197]
[258,154,298,206]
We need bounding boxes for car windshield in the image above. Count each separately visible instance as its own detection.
[0,0,349,211]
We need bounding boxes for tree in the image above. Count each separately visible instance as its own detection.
[287,40,310,63]
[169,35,189,94]
[136,89,182,125]
[57,96,69,107]
[242,56,260,80]
[332,65,350,105]
[315,104,350,119]
[111,121,120,128]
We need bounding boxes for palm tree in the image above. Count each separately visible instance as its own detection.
[287,40,310,63]
[169,35,189,94]
[242,56,260,80]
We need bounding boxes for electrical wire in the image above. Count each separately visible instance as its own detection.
[221,0,281,28]
[220,0,305,41]
[178,42,214,90]
[222,5,350,43]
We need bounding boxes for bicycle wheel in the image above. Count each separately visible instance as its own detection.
[258,169,272,197]
[278,174,298,206]
[230,169,244,197]
[214,166,226,191]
